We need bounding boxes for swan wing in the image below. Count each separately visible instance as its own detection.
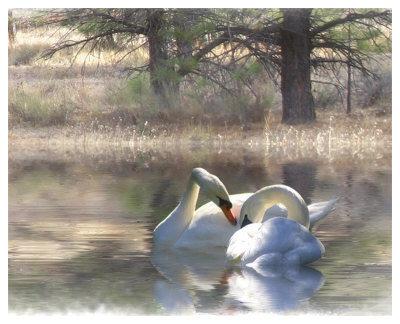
[174,202,235,248]
[226,223,262,262]
[309,197,340,229]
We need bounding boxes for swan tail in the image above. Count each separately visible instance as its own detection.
[309,197,340,230]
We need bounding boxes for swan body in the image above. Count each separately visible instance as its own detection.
[153,168,237,249]
[227,185,328,267]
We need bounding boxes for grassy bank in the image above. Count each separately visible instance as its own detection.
[9,108,391,164]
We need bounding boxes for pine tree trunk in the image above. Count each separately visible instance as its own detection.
[147,9,168,100]
[346,26,352,114]
[346,57,352,114]
[146,9,176,108]
[280,9,316,124]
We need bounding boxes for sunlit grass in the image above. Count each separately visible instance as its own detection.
[8,108,391,166]
[263,109,391,160]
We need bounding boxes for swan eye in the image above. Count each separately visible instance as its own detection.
[241,214,253,228]
[218,197,232,209]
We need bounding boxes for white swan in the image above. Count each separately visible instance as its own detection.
[153,168,238,249]
[153,168,339,249]
[226,185,329,268]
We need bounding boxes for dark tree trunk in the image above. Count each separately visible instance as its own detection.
[8,10,16,45]
[346,26,352,114]
[146,9,174,107]
[173,10,196,94]
[147,10,167,95]
[280,9,316,124]
[346,56,352,114]
[175,10,195,62]
[282,162,316,205]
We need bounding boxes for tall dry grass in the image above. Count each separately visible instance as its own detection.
[263,109,391,160]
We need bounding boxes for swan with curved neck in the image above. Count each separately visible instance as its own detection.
[239,184,310,228]
[227,185,326,267]
[153,168,237,248]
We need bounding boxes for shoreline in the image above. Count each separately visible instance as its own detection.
[8,121,392,166]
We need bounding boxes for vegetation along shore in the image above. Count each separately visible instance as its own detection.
[8,9,391,160]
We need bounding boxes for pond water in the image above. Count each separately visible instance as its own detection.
[8,143,392,315]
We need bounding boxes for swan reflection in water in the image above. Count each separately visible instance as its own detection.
[151,247,324,314]
[223,264,324,313]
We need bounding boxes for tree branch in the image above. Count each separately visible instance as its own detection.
[310,10,391,37]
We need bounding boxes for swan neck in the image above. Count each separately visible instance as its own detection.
[246,185,310,228]
[153,174,200,247]
[180,175,200,215]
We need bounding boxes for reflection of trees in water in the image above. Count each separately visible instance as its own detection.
[228,153,270,191]
[150,178,173,209]
[342,172,354,224]
[8,159,70,182]
[9,246,165,313]
[282,162,316,205]
[321,166,391,230]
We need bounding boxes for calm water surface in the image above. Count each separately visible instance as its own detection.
[8,145,392,315]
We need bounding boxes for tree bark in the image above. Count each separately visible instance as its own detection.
[346,56,352,114]
[146,9,173,107]
[280,9,316,124]
[8,10,16,46]
[346,26,352,114]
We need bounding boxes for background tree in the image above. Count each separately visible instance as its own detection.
[215,8,391,124]
[39,8,391,125]
[280,8,315,123]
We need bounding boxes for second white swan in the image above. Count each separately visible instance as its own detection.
[227,185,330,268]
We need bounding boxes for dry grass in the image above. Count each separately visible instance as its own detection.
[263,109,391,160]
[9,107,391,166]
[8,24,275,128]
[8,22,392,163]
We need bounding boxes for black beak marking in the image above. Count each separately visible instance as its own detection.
[218,196,232,209]
[241,214,253,228]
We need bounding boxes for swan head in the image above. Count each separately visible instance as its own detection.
[191,168,236,225]
[238,185,310,229]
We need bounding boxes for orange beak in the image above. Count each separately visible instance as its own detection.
[221,204,237,226]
